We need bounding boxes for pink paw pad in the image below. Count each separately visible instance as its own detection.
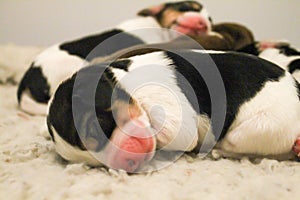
[292,138,300,157]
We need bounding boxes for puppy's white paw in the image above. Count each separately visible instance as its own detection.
[39,123,51,139]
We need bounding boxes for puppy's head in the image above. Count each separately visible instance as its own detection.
[47,62,156,173]
[138,1,212,36]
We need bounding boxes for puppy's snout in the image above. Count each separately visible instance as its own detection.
[178,14,208,30]
[107,118,156,173]
[173,12,211,36]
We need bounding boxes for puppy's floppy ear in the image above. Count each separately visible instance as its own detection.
[137,4,165,16]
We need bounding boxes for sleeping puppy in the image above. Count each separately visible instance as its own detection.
[17,0,212,115]
[47,49,300,172]
[238,42,300,81]
[92,22,255,64]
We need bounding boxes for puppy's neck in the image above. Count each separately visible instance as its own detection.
[116,16,180,44]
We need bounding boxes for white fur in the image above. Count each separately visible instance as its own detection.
[111,52,198,151]
[218,72,300,155]
[199,8,211,23]
[259,48,300,72]
[197,114,216,153]
[117,16,179,44]
[20,91,48,116]
[50,125,101,166]
[192,49,226,54]
[34,45,88,94]
[259,48,300,82]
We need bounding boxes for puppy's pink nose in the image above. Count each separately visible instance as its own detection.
[108,119,156,173]
[179,15,202,25]
[177,14,209,32]
[117,136,154,172]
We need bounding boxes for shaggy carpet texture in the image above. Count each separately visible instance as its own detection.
[0,44,300,200]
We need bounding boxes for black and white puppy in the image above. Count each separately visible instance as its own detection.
[238,42,300,82]
[17,0,212,115]
[47,49,300,172]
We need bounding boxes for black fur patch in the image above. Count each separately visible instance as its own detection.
[288,59,300,74]
[47,75,87,149]
[59,29,144,61]
[237,42,260,55]
[165,50,284,140]
[156,1,203,24]
[17,64,50,103]
[110,59,132,71]
[278,46,300,56]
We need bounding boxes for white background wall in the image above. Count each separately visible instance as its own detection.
[1,0,299,47]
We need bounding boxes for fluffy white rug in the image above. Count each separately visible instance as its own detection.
[1,44,300,200]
